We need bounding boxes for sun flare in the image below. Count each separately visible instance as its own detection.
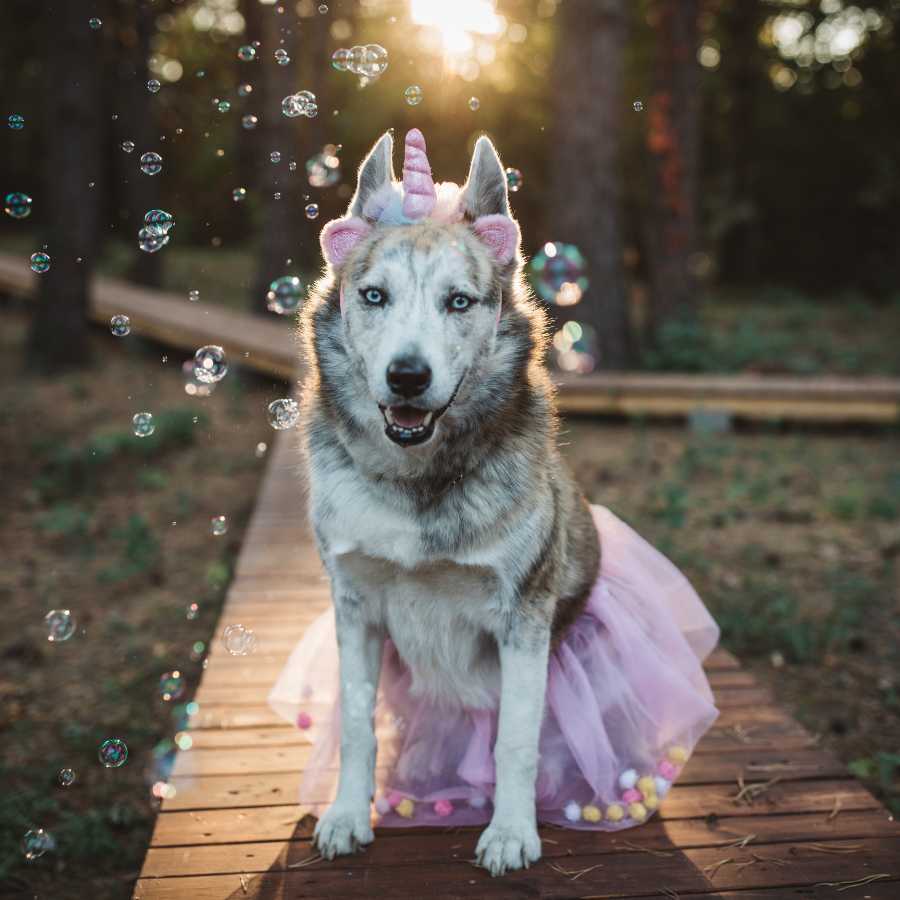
[410,0,503,55]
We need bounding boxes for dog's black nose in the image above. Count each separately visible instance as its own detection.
[386,357,431,398]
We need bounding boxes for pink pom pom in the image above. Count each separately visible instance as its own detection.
[433,799,454,817]
[386,790,405,808]
[622,788,642,804]
[658,760,679,780]
[296,711,312,730]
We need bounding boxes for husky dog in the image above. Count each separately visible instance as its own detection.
[299,129,600,875]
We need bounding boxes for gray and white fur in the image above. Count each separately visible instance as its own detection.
[297,131,600,876]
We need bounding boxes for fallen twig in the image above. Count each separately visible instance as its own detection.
[702,856,735,880]
[619,840,674,858]
[731,775,782,806]
[827,795,843,821]
[287,853,323,869]
[815,873,893,892]
[803,842,864,855]
[549,862,603,880]
[239,873,249,894]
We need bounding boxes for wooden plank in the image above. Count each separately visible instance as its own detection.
[139,808,899,877]
[149,780,880,847]
[134,837,900,899]
[162,746,849,810]
[3,252,898,423]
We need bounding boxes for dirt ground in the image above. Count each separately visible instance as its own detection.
[0,307,280,898]
[1,304,898,898]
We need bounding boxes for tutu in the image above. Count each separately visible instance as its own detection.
[268,505,720,831]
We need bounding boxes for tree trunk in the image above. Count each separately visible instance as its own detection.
[27,0,103,371]
[551,0,632,369]
[248,4,315,314]
[645,0,702,333]
[120,0,163,287]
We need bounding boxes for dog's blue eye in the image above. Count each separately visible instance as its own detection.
[449,294,471,311]
[362,288,384,305]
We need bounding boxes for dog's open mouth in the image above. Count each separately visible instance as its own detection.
[379,374,465,448]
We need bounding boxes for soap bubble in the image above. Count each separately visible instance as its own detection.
[22,829,54,860]
[4,192,32,219]
[223,623,257,656]
[319,3,328,12]
[30,252,50,274]
[274,48,290,65]
[98,738,128,768]
[529,242,589,306]
[144,209,174,236]
[241,113,258,130]
[633,100,644,112]
[289,161,297,172]
[133,412,155,438]
[270,150,281,163]
[551,320,598,375]
[282,90,317,118]
[357,44,389,79]
[121,140,135,153]
[505,168,523,193]
[140,152,162,175]
[468,96,480,111]
[188,289,200,302]
[237,82,253,97]
[138,227,168,253]
[232,187,247,202]
[8,114,25,130]
[147,79,161,93]
[193,345,227,383]
[237,44,256,62]
[268,398,300,430]
[266,275,303,314]
[210,515,227,536]
[306,145,341,187]
[331,48,352,71]
[57,768,76,787]
[109,314,130,336]
[404,85,423,106]
[185,602,199,620]
[255,442,268,458]
[88,17,102,29]
[158,670,185,702]
[217,99,230,113]
[45,609,75,642]
[304,203,319,220]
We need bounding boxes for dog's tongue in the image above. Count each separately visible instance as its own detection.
[390,405,428,428]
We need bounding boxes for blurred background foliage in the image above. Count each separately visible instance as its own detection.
[1,0,899,374]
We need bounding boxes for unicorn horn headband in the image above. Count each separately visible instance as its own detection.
[401,128,436,221]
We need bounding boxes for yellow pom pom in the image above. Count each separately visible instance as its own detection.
[643,793,660,810]
[637,776,656,796]
[667,745,688,764]
[395,798,415,819]
[628,802,648,822]
[581,804,602,823]
[605,803,625,822]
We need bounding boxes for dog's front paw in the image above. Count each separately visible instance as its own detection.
[475,817,541,877]
[313,802,374,860]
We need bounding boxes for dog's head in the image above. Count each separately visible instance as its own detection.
[314,129,530,452]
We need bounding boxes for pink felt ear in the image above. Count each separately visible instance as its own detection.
[320,216,371,267]
[473,214,519,265]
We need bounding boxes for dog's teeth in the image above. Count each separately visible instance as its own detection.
[385,408,395,425]
[423,411,434,426]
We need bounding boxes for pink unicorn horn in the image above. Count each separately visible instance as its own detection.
[401,128,436,220]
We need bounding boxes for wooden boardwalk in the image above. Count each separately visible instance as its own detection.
[2,251,899,423]
[131,432,900,899]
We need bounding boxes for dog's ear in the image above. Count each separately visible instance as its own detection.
[460,135,519,265]
[349,130,395,218]
[320,131,394,267]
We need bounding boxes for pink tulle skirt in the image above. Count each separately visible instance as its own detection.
[268,505,720,831]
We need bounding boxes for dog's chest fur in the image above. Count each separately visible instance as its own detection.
[316,468,519,709]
